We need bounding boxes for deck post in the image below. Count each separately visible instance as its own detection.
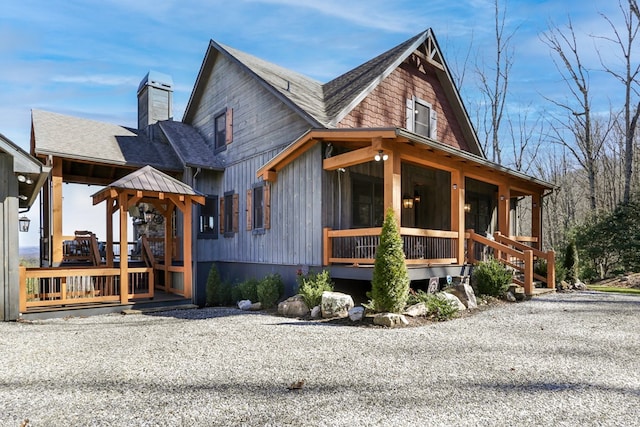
[546,249,556,289]
[182,198,193,300]
[51,159,64,266]
[498,183,510,238]
[19,266,26,313]
[451,169,465,264]
[118,193,129,304]
[531,193,542,250]
[323,227,331,266]
[524,249,534,295]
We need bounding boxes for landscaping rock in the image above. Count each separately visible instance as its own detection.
[508,284,526,301]
[404,303,427,317]
[237,300,252,310]
[505,291,517,302]
[574,280,587,291]
[348,306,365,322]
[310,305,321,318]
[373,313,409,327]
[557,280,571,291]
[277,295,309,318]
[321,291,354,318]
[441,292,466,311]
[249,302,262,311]
[447,282,478,309]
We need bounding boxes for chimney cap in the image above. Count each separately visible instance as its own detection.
[138,70,173,94]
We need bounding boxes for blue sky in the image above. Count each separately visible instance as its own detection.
[1,0,623,247]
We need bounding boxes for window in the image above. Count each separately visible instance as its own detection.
[213,108,233,150]
[214,112,226,150]
[406,97,437,140]
[352,174,384,228]
[220,191,238,237]
[246,183,271,233]
[198,196,218,239]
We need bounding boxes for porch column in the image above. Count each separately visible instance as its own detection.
[531,193,542,250]
[51,158,63,266]
[498,183,510,237]
[384,148,401,224]
[182,198,193,300]
[450,169,465,264]
[118,193,129,304]
[106,199,114,267]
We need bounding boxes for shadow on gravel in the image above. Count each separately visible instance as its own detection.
[143,307,275,320]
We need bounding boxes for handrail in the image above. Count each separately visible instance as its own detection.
[466,230,555,295]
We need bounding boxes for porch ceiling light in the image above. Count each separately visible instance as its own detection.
[374,150,388,162]
[17,174,26,183]
[402,194,414,209]
[18,216,31,232]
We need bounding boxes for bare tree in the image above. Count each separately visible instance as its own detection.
[541,19,605,211]
[595,0,640,204]
[475,0,517,163]
[506,105,544,173]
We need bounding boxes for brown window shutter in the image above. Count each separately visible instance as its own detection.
[219,197,225,234]
[246,189,252,231]
[264,183,271,230]
[225,108,233,144]
[232,193,239,233]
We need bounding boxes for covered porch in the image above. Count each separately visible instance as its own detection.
[19,165,204,316]
[258,128,556,295]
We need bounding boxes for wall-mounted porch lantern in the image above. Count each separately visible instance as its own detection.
[374,150,388,162]
[464,203,472,213]
[18,216,31,232]
[402,194,414,209]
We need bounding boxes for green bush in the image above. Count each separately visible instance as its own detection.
[369,208,410,313]
[472,257,513,297]
[233,278,260,302]
[564,240,580,284]
[205,264,223,306]
[296,270,334,308]
[407,290,459,321]
[257,273,284,308]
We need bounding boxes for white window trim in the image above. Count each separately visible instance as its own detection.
[406,96,438,140]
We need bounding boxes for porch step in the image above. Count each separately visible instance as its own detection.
[121,304,198,315]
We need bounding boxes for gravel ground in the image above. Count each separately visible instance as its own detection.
[1,291,639,427]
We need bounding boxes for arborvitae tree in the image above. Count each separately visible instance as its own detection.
[370,208,410,313]
[564,239,580,284]
[206,264,222,306]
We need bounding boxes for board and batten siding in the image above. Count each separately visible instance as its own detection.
[187,50,324,267]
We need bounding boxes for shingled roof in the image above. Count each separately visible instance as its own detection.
[31,109,183,171]
[184,28,462,131]
[99,165,203,195]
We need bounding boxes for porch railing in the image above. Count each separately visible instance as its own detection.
[466,230,555,295]
[19,266,154,312]
[323,227,459,266]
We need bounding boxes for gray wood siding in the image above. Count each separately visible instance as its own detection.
[188,51,324,267]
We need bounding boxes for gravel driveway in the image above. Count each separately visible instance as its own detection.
[1,291,639,426]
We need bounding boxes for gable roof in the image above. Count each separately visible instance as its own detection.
[0,133,50,209]
[183,29,484,157]
[158,120,224,171]
[99,165,203,195]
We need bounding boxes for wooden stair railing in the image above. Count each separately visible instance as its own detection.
[466,230,555,295]
[141,235,156,268]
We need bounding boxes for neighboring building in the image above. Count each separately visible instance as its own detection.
[0,134,50,320]
[29,28,554,312]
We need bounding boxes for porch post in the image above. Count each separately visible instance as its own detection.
[182,198,193,300]
[450,169,465,264]
[384,148,401,224]
[531,192,542,250]
[119,192,129,304]
[106,198,114,267]
[498,183,510,237]
[51,158,63,266]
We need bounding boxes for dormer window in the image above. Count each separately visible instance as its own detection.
[213,108,233,151]
[406,97,437,140]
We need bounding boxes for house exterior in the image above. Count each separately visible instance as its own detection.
[0,133,50,320]
[26,28,555,317]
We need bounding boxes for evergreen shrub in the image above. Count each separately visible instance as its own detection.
[296,270,334,308]
[472,257,513,297]
[257,273,284,308]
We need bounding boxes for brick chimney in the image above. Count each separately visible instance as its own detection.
[137,71,173,132]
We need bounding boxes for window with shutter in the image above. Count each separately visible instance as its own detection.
[406,97,437,140]
[198,195,218,239]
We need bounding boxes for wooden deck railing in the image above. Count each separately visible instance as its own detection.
[466,230,555,295]
[19,266,154,312]
[323,227,459,266]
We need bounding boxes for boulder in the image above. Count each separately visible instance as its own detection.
[404,302,427,317]
[237,300,252,311]
[505,291,517,302]
[440,292,466,311]
[574,280,587,291]
[507,284,526,301]
[249,302,262,311]
[348,306,365,321]
[373,313,409,327]
[321,291,354,318]
[310,305,321,318]
[446,282,478,309]
[277,295,310,318]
